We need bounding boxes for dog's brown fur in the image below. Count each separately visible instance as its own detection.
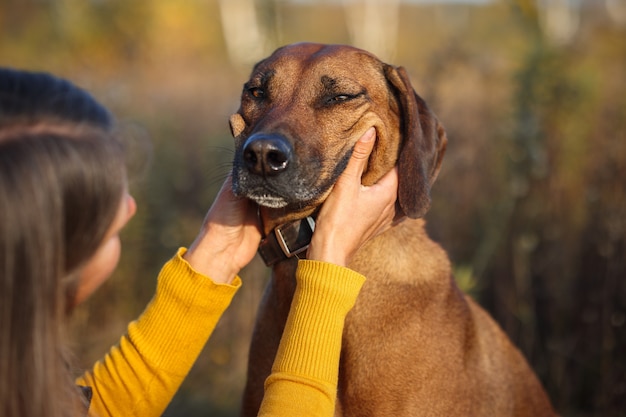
[230,43,556,417]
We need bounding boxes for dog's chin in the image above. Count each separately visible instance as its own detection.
[233,172,330,211]
[249,194,289,208]
[232,182,302,209]
[232,178,291,208]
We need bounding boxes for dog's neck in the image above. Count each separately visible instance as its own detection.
[258,216,316,266]
[258,205,317,234]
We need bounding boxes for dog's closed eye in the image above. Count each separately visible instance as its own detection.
[319,76,365,107]
[324,93,363,105]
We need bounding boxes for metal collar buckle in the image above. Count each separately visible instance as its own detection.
[258,216,316,266]
[275,216,316,258]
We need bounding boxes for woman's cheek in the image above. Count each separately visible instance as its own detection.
[74,236,122,306]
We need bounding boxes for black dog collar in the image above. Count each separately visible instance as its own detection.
[258,216,316,266]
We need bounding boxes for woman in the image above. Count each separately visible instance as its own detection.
[0,67,399,417]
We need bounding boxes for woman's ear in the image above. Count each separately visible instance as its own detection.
[383,64,447,219]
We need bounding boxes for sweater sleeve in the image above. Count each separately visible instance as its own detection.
[258,260,365,417]
[75,247,241,417]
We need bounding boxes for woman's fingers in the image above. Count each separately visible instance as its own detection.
[344,127,376,176]
[307,127,400,266]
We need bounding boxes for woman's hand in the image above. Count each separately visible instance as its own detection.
[307,127,401,267]
[184,176,261,284]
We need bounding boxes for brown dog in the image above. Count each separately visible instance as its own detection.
[230,43,556,417]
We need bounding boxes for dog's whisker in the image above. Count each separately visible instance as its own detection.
[206,145,235,154]
[206,166,233,187]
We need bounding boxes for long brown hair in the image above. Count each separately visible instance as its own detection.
[0,68,127,417]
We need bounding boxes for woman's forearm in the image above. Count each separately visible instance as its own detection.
[258,260,365,417]
[76,248,241,417]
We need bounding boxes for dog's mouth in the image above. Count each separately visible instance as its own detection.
[231,168,329,209]
[248,194,289,209]
[234,184,291,209]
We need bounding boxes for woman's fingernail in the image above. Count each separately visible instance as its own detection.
[362,127,375,142]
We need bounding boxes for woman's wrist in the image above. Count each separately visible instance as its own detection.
[306,242,348,267]
[306,224,352,267]
[183,236,239,285]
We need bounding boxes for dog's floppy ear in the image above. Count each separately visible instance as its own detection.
[383,64,447,219]
[229,113,246,138]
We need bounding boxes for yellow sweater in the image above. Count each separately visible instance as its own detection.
[76,248,365,417]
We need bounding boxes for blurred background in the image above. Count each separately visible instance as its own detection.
[1,0,625,416]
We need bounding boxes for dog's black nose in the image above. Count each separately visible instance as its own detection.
[242,134,292,176]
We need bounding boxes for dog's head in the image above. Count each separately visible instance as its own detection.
[230,43,447,232]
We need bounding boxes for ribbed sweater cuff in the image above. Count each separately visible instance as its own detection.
[270,260,365,384]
